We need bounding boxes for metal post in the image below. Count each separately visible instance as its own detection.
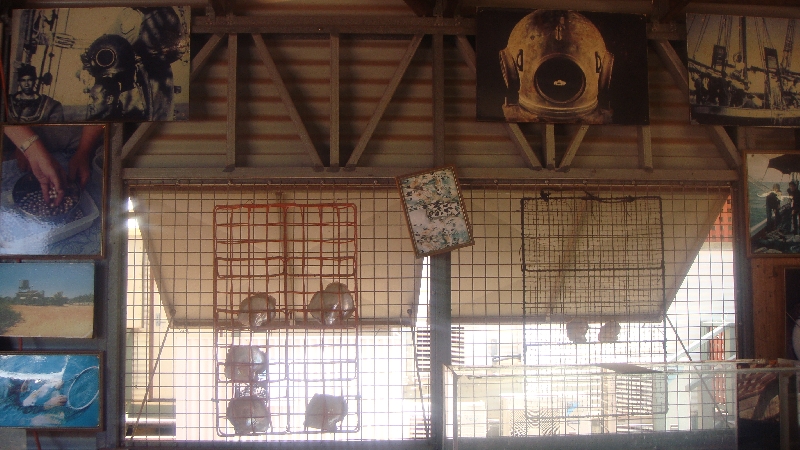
[430,252,452,450]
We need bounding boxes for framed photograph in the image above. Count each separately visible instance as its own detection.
[396,166,474,258]
[1,124,107,258]
[0,352,101,429]
[475,8,649,125]
[8,6,190,123]
[687,14,800,126]
[745,151,800,256]
[0,262,94,338]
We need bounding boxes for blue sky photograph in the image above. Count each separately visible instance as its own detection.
[0,263,94,298]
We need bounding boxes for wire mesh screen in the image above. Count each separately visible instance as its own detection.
[521,194,665,323]
[124,181,735,445]
[213,203,360,436]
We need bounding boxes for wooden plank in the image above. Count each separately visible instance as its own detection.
[558,125,590,172]
[121,34,225,162]
[346,35,423,168]
[226,33,238,171]
[455,35,476,74]
[251,33,324,168]
[453,34,541,170]
[194,15,475,35]
[638,125,653,172]
[123,167,739,182]
[706,126,743,169]
[543,124,556,170]
[653,39,742,169]
[433,33,445,167]
[506,124,543,170]
[330,33,340,170]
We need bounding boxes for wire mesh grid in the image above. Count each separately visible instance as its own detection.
[123,181,735,445]
[446,362,745,441]
[124,183,430,445]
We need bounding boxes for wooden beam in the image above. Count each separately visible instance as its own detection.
[543,124,556,170]
[505,124,543,170]
[251,33,324,168]
[330,33,340,170]
[123,167,739,182]
[225,33,237,171]
[402,0,435,16]
[652,39,741,169]
[638,125,653,172]
[433,33,445,167]
[706,126,743,168]
[558,125,590,172]
[346,35,423,168]
[121,34,224,162]
[193,15,474,35]
[454,35,541,170]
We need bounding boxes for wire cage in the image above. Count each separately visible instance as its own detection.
[213,202,361,436]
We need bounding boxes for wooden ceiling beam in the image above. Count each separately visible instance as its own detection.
[403,0,435,17]
[346,35,423,169]
[193,15,474,35]
[251,33,324,168]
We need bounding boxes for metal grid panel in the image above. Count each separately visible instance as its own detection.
[446,363,742,440]
[521,194,665,322]
[124,181,735,445]
[125,183,429,445]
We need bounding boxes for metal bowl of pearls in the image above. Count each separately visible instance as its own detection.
[237,294,278,327]
[12,173,82,223]
[306,282,355,326]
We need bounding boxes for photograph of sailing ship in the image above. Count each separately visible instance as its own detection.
[687,14,800,126]
[7,7,190,123]
[745,152,800,255]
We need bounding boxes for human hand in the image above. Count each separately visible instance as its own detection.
[43,393,67,409]
[69,154,92,188]
[21,142,66,207]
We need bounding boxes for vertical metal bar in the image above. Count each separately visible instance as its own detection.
[733,176,754,358]
[226,33,238,171]
[432,33,445,167]
[330,33,340,170]
[101,123,126,448]
[780,372,798,450]
[430,252,451,449]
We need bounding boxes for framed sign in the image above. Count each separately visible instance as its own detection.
[8,6,190,123]
[745,151,800,256]
[396,166,474,258]
[0,262,94,338]
[0,352,101,429]
[1,124,107,257]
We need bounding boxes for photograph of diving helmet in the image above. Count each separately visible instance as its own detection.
[476,8,649,125]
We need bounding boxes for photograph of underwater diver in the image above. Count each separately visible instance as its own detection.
[0,353,101,429]
[1,124,106,257]
[8,7,190,123]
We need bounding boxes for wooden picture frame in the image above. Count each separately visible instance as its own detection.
[0,124,107,258]
[396,166,474,258]
[0,351,102,429]
[0,261,94,338]
[744,151,800,256]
